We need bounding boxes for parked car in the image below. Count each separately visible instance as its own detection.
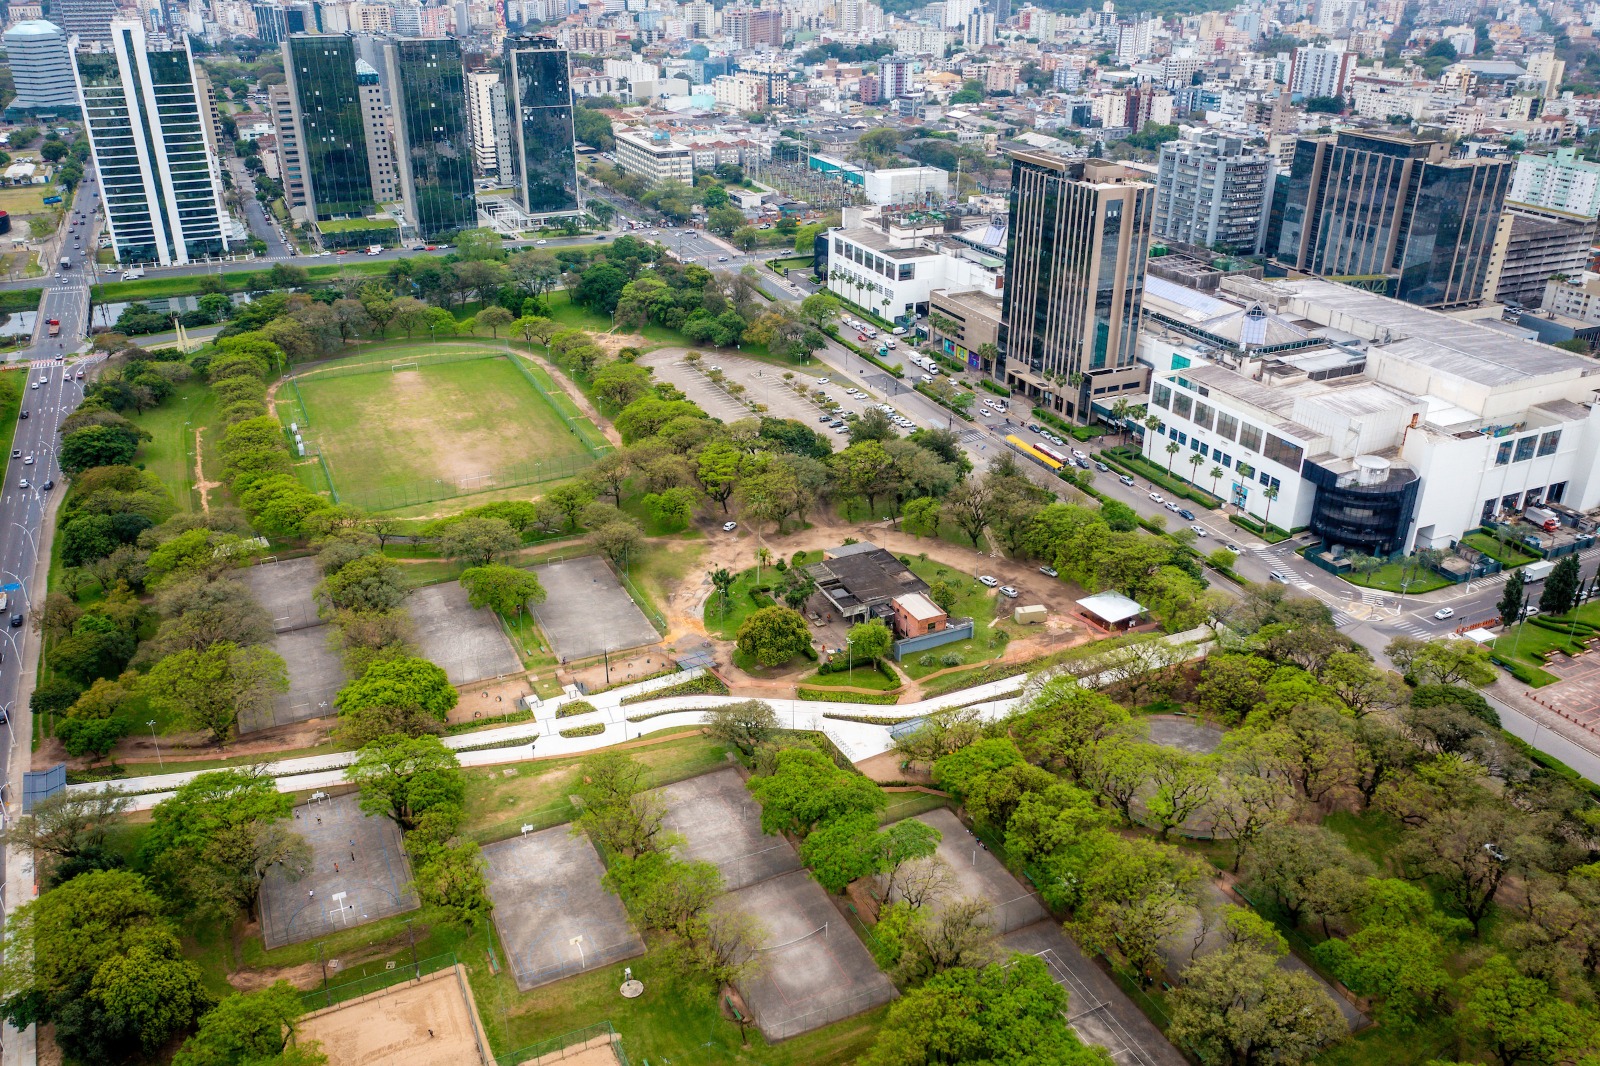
[722,521,738,532]
[1148,492,1164,503]
[998,585,1020,598]
[978,575,999,587]
[1093,461,1109,473]
[1039,566,1058,578]
[1119,474,1135,486]
[1190,525,1207,537]
[1177,508,1195,521]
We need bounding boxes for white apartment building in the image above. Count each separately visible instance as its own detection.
[1509,147,1600,218]
[1140,277,1600,555]
[711,72,767,112]
[1288,43,1354,99]
[464,69,503,178]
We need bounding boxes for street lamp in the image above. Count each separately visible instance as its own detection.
[147,719,163,772]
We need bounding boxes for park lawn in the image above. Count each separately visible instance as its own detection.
[1462,531,1540,568]
[1322,809,1405,870]
[457,730,729,844]
[92,275,227,303]
[542,288,613,331]
[128,380,219,512]
[291,354,592,512]
[1339,560,1452,594]
[1492,621,1576,684]
[702,565,768,641]
[802,664,900,690]
[0,184,47,214]
[897,557,1013,679]
[0,287,42,313]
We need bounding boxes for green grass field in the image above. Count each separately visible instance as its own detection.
[290,350,594,511]
[129,382,219,512]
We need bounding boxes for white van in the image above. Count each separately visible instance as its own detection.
[366,245,383,256]
[864,326,879,339]
[885,338,897,349]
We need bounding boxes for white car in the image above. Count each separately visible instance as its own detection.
[1072,449,1088,461]
[1189,524,1206,536]
[22,456,33,466]
[722,521,738,532]
[998,585,1020,598]
[1434,607,1456,620]
[1148,492,1164,503]
[816,377,830,385]
[978,575,999,587]
[535,239,548,245]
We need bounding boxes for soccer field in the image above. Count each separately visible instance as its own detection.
[290,351,597,510]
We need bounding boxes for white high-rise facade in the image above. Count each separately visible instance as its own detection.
[74,20,230,266]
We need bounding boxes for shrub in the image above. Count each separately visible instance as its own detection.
[557,698,597,719]
[918,653,936,667]
[940,652,963,667]
[559,723,606,738]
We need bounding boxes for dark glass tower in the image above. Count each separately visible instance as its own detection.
[379,38,476,238]
[283,33,375,220]
[1268,131,1511,309]
[503,37,580,216]
[998,153,1152,423]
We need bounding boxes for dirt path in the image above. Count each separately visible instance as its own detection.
[194,427,221,512]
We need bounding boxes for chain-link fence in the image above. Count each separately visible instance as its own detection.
[498,1021,631,1066]
[299,952,458,1012]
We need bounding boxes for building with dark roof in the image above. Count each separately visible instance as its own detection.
[805,543,929,624]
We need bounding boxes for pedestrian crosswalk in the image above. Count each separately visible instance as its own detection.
[1390,619,1432,638]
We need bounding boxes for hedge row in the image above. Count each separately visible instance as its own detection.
[795,687,902,705]
[619,673,729,705]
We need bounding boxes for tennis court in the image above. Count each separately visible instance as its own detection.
[654,768,802,890]
[482,826,645,992]
[259,793,419,949]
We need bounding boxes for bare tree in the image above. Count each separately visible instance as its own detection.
[888,855,955,911]
[895,897,999,982]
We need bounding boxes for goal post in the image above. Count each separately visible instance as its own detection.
[391,361,419,372]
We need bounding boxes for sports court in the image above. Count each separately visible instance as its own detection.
[720,870,898,1040]
[297,965,490,1066]
[288,349,599,511]
[258,793,419,950]
[892,808,1047,934]
[482,826,645,992]
[654,768,802,890]
[530,556,659,663]
[999,924,1188,1066]
[240,557,346,731]
[406,582,522,685]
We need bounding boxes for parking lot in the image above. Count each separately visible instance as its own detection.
[639,348,935,438]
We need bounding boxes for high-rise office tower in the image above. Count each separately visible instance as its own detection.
[502,37,580,217]
[999,154,1152,423]
[74,21,230,265]
[268,82,310,217]
[1152,129,1273,255]
[283,33,376,219]
[3,20,79,117]
[252,2,289,42]
[1269,130,1511,309]
[377,37,475,238]
[355,58,398,205]
[49,0,117,43]
[465,68,504,177]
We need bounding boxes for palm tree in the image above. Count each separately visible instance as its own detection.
[710,568,735,622]
[756,546,772,583]
[1111,397,1132,442]
[1209,465,1224,494]
[1262,485,1280,527]
[1165,440,1180,475]
[1347,552,1382,586]
[1187,452,1204,485]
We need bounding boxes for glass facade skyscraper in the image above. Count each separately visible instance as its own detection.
[379,38,476,238]
[504,37,581,217]
[283,33,376,221]
[74,21,229,266]
[1267,131,1511,309]
[998,153,1152,424]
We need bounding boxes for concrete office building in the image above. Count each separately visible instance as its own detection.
[1141,276,1600,556]
[283,34,377,220]
[614,129,693,184]
[1152,129,1273,255]
[465,68,504,177]
[3,20,79,118]
[268,82,310,218]
[1482,203,1596,309]
[1269,130,1511,309]
[1509,147,1600,218]
[502,37,581,218]
[49,0,116,43]
[722,6,781,48]
[999,154,1153,422]
[74,22,230,266]
[355,58,397,206]
[376,37,475,238]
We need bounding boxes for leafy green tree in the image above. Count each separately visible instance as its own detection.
[866,956,1106,1065]
[1313,878,1464,1025]
[931,738,1025,795]
[335,657,457,721]
[142,643,289,745]
[89,943,212,1055]
[799,811,882,893]
[459,564,546,618]
[173,981,323,1066]
[1462,954,1595,1066]
[314,551,407,612]
[139,770,308,921]
[846,617,893,664]
[705,699,778,757]
[60,424,141,473]
[1539,554,1582,615]
[435,516,519,566]
[747,747,886,837]
[1497,571,1526,627]
[736,604,812,667]
[1168,940,1346,1066]
[348,734,464,831]
[411,841,493,926]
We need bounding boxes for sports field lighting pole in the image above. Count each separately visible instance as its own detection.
[147,719,163,771]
